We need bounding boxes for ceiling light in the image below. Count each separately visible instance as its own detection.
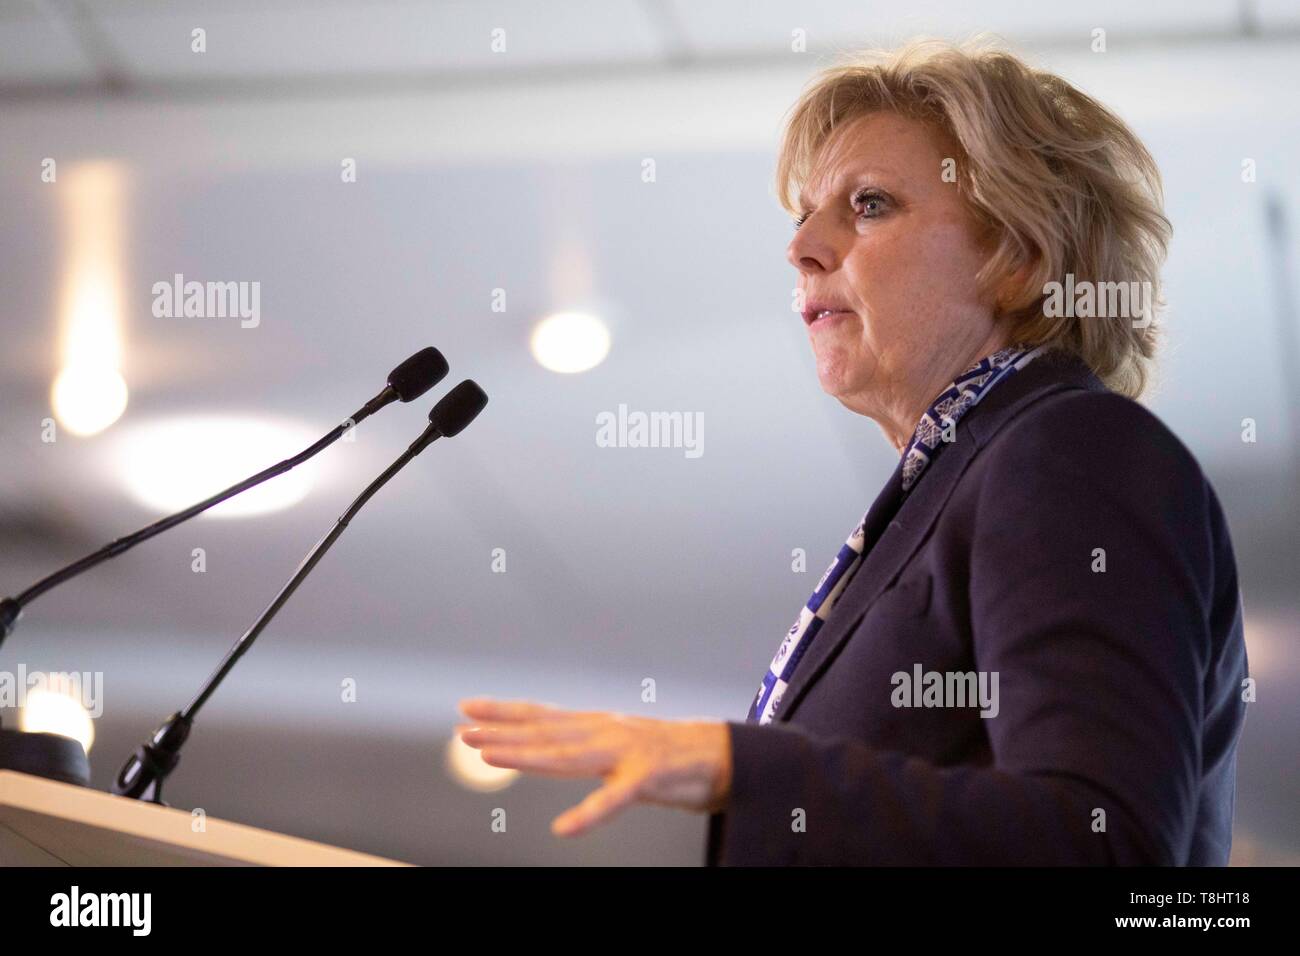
[53,162,128,438]
[19,687,95,754]
[111,415,321,518]
[444,733,519,792]
[530,311,611,374]
[51,363,129,437]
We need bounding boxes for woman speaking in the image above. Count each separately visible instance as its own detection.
[456,39,1249,866]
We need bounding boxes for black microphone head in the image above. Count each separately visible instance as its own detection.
[428,380,488,437]
[388,347,449,402]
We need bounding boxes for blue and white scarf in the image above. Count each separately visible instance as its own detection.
[746,343,1046,724]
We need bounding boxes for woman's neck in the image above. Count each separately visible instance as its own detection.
[879,332,1018,454]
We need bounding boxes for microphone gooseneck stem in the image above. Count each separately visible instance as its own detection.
[112,421,441,802]
[184,423,437,720]
[0,387,398,646]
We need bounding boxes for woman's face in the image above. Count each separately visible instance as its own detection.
[786,111,1009,444]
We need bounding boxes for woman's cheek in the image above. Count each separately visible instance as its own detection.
[920,222,989,298]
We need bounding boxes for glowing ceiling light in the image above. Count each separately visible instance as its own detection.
[444,733,519,793]
[20,687,96,754]
[529,311,611,374]
[53,162,128,437]
[112,416,320,518]
[51,364,129,437]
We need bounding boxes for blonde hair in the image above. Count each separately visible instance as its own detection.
[776,38,1171,398]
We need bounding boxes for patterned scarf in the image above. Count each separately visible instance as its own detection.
[746,343,1046,724]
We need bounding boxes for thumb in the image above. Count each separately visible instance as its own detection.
[551,770,642,837]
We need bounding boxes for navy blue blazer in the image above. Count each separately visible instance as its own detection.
[706,349,1249,865]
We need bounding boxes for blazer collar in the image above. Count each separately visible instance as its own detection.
[774,349,1105,723]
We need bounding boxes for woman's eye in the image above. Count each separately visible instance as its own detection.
[853,189,890,218]
[793,190,888,229]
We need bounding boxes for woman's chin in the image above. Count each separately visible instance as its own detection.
[814,360,856,401]
[812,345,864,399]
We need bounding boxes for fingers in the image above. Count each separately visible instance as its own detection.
[458,698,564,722]
[477,742,612,777]
[455,697,607,750]
[451,702,716,838]
[552,774,642,837]
[456,720,593,747]
[456,701,623,778]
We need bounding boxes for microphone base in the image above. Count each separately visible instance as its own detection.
[111,711,191,805]
[0,726,90,787]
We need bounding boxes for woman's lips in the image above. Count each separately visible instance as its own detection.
[806,309,855,328]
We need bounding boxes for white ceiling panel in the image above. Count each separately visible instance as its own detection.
[668,0,1244,55]
[0,0,98,83]
[1257,0,1300,28]
[86,0,664,80]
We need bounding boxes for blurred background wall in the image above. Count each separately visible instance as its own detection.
[0,0,1295,865]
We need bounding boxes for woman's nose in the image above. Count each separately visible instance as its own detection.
[786,216,838,274]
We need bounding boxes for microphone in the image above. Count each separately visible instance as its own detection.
[112,380,488,803]
[0,347,449,649]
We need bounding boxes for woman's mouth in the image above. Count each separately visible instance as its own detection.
[804,308,855,328]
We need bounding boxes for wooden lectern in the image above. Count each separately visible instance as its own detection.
[0,770,410,866]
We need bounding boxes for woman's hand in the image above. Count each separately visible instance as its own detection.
[456,698,733,837]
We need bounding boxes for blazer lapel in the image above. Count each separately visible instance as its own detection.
[773,430,978,723]
[773,350,1102,724]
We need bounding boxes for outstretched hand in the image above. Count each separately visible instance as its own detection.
[456,698,733,837]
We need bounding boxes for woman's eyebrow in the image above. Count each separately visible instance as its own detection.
[798,165,898,212]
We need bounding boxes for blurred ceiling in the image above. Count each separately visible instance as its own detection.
[1,0,1298,97]
[0,0,1296,865]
